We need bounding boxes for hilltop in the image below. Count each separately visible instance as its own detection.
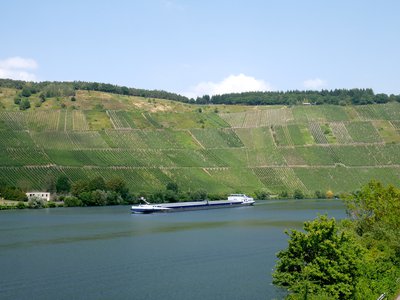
[1,81,400,198]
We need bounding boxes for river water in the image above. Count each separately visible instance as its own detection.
[0,199,345,300]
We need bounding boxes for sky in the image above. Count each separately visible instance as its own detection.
[1,0,400,98]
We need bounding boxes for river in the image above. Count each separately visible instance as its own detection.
[0,199,346,300]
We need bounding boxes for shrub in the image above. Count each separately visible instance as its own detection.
[64,196,83,207]
[46,201,57,208]
[104,191,123,205]
[21,87,32,97]
[255,190,270,200]
[16,201,26,209]
[315,190,324,199]
[88,176,106,191]
[106,177,129,199]
[19,98,30,110]
[0,186,27,201]
[189,189,208,201]
[279,191,289,198]
[39,93,46,102]
[326,190,334,198]
[273,215,363,299]
[293,189,305,199]
[166,182,179,193]
[164,190,178,203]
[148,191,165,203]
[28,197,46,209]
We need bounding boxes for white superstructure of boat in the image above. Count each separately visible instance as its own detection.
[130,198,171,214]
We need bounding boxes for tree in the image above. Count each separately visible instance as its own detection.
[345,180,400,237]
[71,179,89,196]
[189,189,208,201]
[344,181,400,297]
[21,87,32,97]
[104,191,123,205]
[325,190,334,198]
[293,189,304,199]
[88,176,106,191]
[90,190,107,206]
[255,190,270,200]
[63,196,83,207]
[79,191,94,206]
[56,175,71,193]
[314,190,324,199]
[166,182,178,194]
[106,177,129,199]
[0,186,27,201]
[19,98,30,110]
[44,175,56,194]
[164,190,178,203]
[279,190,289,198]
[39,93,46,102]
[273,215,363,299]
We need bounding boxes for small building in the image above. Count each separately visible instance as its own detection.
[26,192,51,201]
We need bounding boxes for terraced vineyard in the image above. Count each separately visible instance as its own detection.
[1,88,400,197]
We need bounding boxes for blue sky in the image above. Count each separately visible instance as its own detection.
[1,0,399,97]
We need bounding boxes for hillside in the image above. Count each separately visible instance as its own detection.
[1,86,400,197]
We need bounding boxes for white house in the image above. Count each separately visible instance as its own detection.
[26,192,51,201]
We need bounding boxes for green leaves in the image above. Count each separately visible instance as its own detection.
[273,215,363,299]
[274,181,400,299]
[345,180,400,236]
[344,181,400,297]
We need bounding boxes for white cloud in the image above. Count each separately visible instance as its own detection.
[0,57,38,70]
[303,78,327,90]
[162,0,185,11]
[185,74,272,98]
[0,56,38,81]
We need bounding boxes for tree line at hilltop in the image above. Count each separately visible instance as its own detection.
[1,78,400,106]
[0,78,188,103]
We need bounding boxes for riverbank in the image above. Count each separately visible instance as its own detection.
[0,199,63,210]
[0,199,23,209]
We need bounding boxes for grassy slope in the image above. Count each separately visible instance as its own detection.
[1,87,400,196]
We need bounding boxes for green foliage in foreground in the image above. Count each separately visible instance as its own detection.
[273,181,400,299]
[273,216,363,299]
[345,181,400,298]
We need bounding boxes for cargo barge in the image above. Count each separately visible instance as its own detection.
[131,194,255,214]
